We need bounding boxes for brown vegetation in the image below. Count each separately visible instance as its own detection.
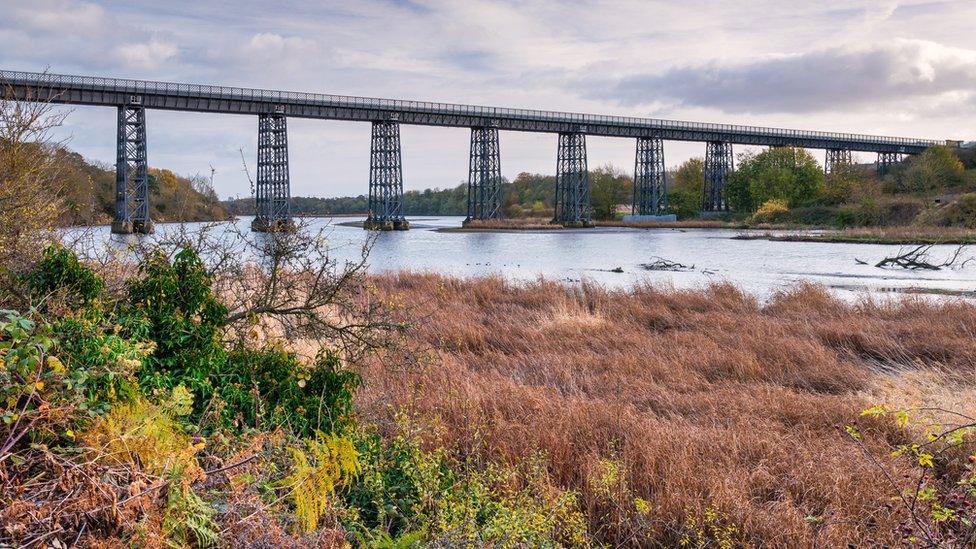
[356,274,976,546]
[742,226,976,244]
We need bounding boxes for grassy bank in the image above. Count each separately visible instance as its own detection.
[735,226,976,244]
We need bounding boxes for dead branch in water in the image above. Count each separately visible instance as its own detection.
[875,245,971,270]
[640,257,695,272]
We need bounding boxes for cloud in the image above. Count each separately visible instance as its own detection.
[9,0,105,35]
[243,33,317,59]
[113,39,179,69]
[593,39,976,114]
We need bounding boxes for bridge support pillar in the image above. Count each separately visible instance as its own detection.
[876,151,903,178]
[365,121,408,231]
[825,148,852,175]
[111,104,153,234]
[553,132,591,227]
[464,126,502,223]
[633,136,667,215]
[251,111,294,232]
[702,141,733,212]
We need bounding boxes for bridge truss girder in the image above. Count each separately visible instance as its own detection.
[877,151,904,178]
[251,111,294,232]
[553,132,591,227]
[112,104,153,234]
[2,72,938,154]
[466,126,502,222]
[633,136,667,215]
[365,121,408,231]
[702,141,733,212]
[825,148,853,175]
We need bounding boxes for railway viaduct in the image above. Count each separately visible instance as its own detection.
[0,70,947,233]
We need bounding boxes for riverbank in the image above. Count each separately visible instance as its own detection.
[735,226,976,244]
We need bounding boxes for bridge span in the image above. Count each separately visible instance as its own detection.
[0,70,949,233]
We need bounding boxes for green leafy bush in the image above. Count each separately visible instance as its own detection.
[218,347,361,436]
[25,245,104,305]
[125,248,228,415]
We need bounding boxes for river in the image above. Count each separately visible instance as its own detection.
[67,215,976,300]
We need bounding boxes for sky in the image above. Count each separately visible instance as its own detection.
[2,0,975,200]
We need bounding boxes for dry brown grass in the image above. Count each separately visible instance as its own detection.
[354,274,976,547]
[454,218,567,231]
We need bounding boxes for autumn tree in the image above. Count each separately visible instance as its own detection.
[885,145,966,194]
[0,86,69,274]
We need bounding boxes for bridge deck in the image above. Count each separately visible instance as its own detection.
[1,70,943,153]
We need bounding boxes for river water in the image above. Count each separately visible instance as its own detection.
[69,215,976,300]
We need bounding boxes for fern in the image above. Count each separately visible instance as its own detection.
[163,467,219,548]
[281,431,361,532]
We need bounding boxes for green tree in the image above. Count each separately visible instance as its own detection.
[726,147,824,212]
[589,164,631,220]
[667,158,704,219]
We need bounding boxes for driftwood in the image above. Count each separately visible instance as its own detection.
[640,257,695,272]
[875,245,971,271]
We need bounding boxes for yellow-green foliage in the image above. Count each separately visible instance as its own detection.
[83,389,200,476]
[750,199,790,224]
[678,506,741,549]
[346,427,588,547]
[282,431,361,532]
[83,390,219,547]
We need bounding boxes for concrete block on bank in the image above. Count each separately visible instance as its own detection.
[621,214,677,223]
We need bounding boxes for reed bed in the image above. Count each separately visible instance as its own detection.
[356,274,976,546]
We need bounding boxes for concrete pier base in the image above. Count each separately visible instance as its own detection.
[621,214,677,223]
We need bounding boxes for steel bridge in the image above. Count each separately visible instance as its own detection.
[0,70,949,232]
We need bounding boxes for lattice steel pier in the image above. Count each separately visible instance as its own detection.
[553,132,592,227]
[365,121,408,230]
[251,110,294,232]
[633,136,667,215]
[111,104,153,234]
[825,148,853,175]
[876,151,903,178]
[465,126,502,223]
[702,141,733,212]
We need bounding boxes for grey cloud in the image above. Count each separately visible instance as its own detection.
[593,40,976,114]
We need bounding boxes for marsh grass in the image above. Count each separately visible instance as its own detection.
[355,274,976,546]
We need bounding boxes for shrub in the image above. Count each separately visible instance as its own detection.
[218,347,361,436]
[749,199,789,224]
[343,426,588,546]
[125,248,228,415]
[25,245,104,305]
[0,310,67,449]
[667,186,702,219]
[782,205,838,226]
